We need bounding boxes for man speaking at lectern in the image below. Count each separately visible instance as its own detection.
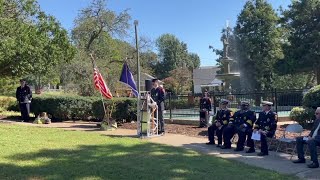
[151,79,165,135]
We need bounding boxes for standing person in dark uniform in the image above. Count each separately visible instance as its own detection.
[253,101,277,156]
[206,99,232,147]
[222,101,256,153]
[16,79,32,122]
[199,91,212,128]
[150,79,165,134]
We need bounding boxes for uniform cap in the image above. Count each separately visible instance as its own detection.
[262,101,273,106]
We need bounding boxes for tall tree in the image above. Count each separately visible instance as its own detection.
[275,0,320,84]
[235,0,283,91]
[0,0,75,89]
[154,33,200,79]
[64,0,132,96]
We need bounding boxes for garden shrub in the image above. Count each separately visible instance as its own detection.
[0,96,17,112]
[303,85,320,109]
[92,98,137,122]
[31,95,98,121]
[289,107,314,129]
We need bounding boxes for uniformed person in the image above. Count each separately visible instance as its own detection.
[206,99,232,147]
[150,79,165,134]
[199,90,212,128]
[222,101,256,153]
[254,101,277,156]
[16,79,32,122]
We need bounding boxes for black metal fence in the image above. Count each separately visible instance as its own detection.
[165,89,306,121]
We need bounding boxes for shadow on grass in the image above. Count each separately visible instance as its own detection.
[0,137,296,180]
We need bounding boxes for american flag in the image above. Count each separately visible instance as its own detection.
[94,68,112,99]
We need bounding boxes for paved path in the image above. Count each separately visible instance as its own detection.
[1,120,319,180]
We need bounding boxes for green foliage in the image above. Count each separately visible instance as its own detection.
[276,0,320,84]
[154,34,201,80]
[0,124,297,180]
[289,107,314,129]
[31,95,97,121]
[235,0,283,91]
[272,73,313,90]
[303,85,320,108]
[0,77,19,96]
[0,0,75,86]
[92,98,137,122]
[0,96,17,112]
[17,95,137,122]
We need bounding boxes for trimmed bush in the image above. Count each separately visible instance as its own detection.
[30,95,137,122]
[92,98,137,122]
[31,95,98,121]
[289,107,314,129]
[0,96,17,112]
[303,85,320,109]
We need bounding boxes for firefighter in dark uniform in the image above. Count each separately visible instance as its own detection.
[206,99,232,147]
[150,79,165,134]
[254,101,277,156]
[16,79,32,122]
[222,101,256,153]
[199,91,212,128]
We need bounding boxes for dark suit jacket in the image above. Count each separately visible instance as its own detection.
[309,119,320,142]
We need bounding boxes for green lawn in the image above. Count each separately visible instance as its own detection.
[0,124,297,180]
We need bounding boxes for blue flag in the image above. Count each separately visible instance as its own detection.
[120,63,138,97]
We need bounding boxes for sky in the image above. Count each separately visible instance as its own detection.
[37,0,291,67]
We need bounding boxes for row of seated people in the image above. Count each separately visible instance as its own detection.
[207,100,320,168]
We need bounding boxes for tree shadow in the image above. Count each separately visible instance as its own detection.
[0,138,294,180]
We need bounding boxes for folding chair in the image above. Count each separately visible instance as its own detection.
[276,124,303,159]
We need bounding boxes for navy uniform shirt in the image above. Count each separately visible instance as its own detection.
[16,85,32,103]
[200,97,212,111]
[230,110,256,129]
[254,111,277,134]
[150,87,165,110]
[215,109,232,126]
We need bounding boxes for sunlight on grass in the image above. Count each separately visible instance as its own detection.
[0,124,298,180]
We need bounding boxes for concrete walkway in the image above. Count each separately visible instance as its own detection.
[1,120,319,180]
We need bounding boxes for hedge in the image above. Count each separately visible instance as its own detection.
[0,95,137,122]
[303,85,320,109]
[289,107,314,129]
[0,96,17,111]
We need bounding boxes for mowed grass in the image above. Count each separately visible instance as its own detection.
[0,124,297,180]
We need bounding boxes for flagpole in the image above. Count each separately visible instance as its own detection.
[90,54,108,126]
[134,20,141,136]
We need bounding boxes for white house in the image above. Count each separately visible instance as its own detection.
[193,66,222,93]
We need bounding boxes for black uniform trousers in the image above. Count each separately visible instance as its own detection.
[223,125,236,148]
[208,124,225,145]
[223,126,254,149]
[259,132,274,155]
[19,103,30,122]
[237,128,254,150]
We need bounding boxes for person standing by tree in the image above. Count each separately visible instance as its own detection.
[16,79,32,122]
[151,79,165,134]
